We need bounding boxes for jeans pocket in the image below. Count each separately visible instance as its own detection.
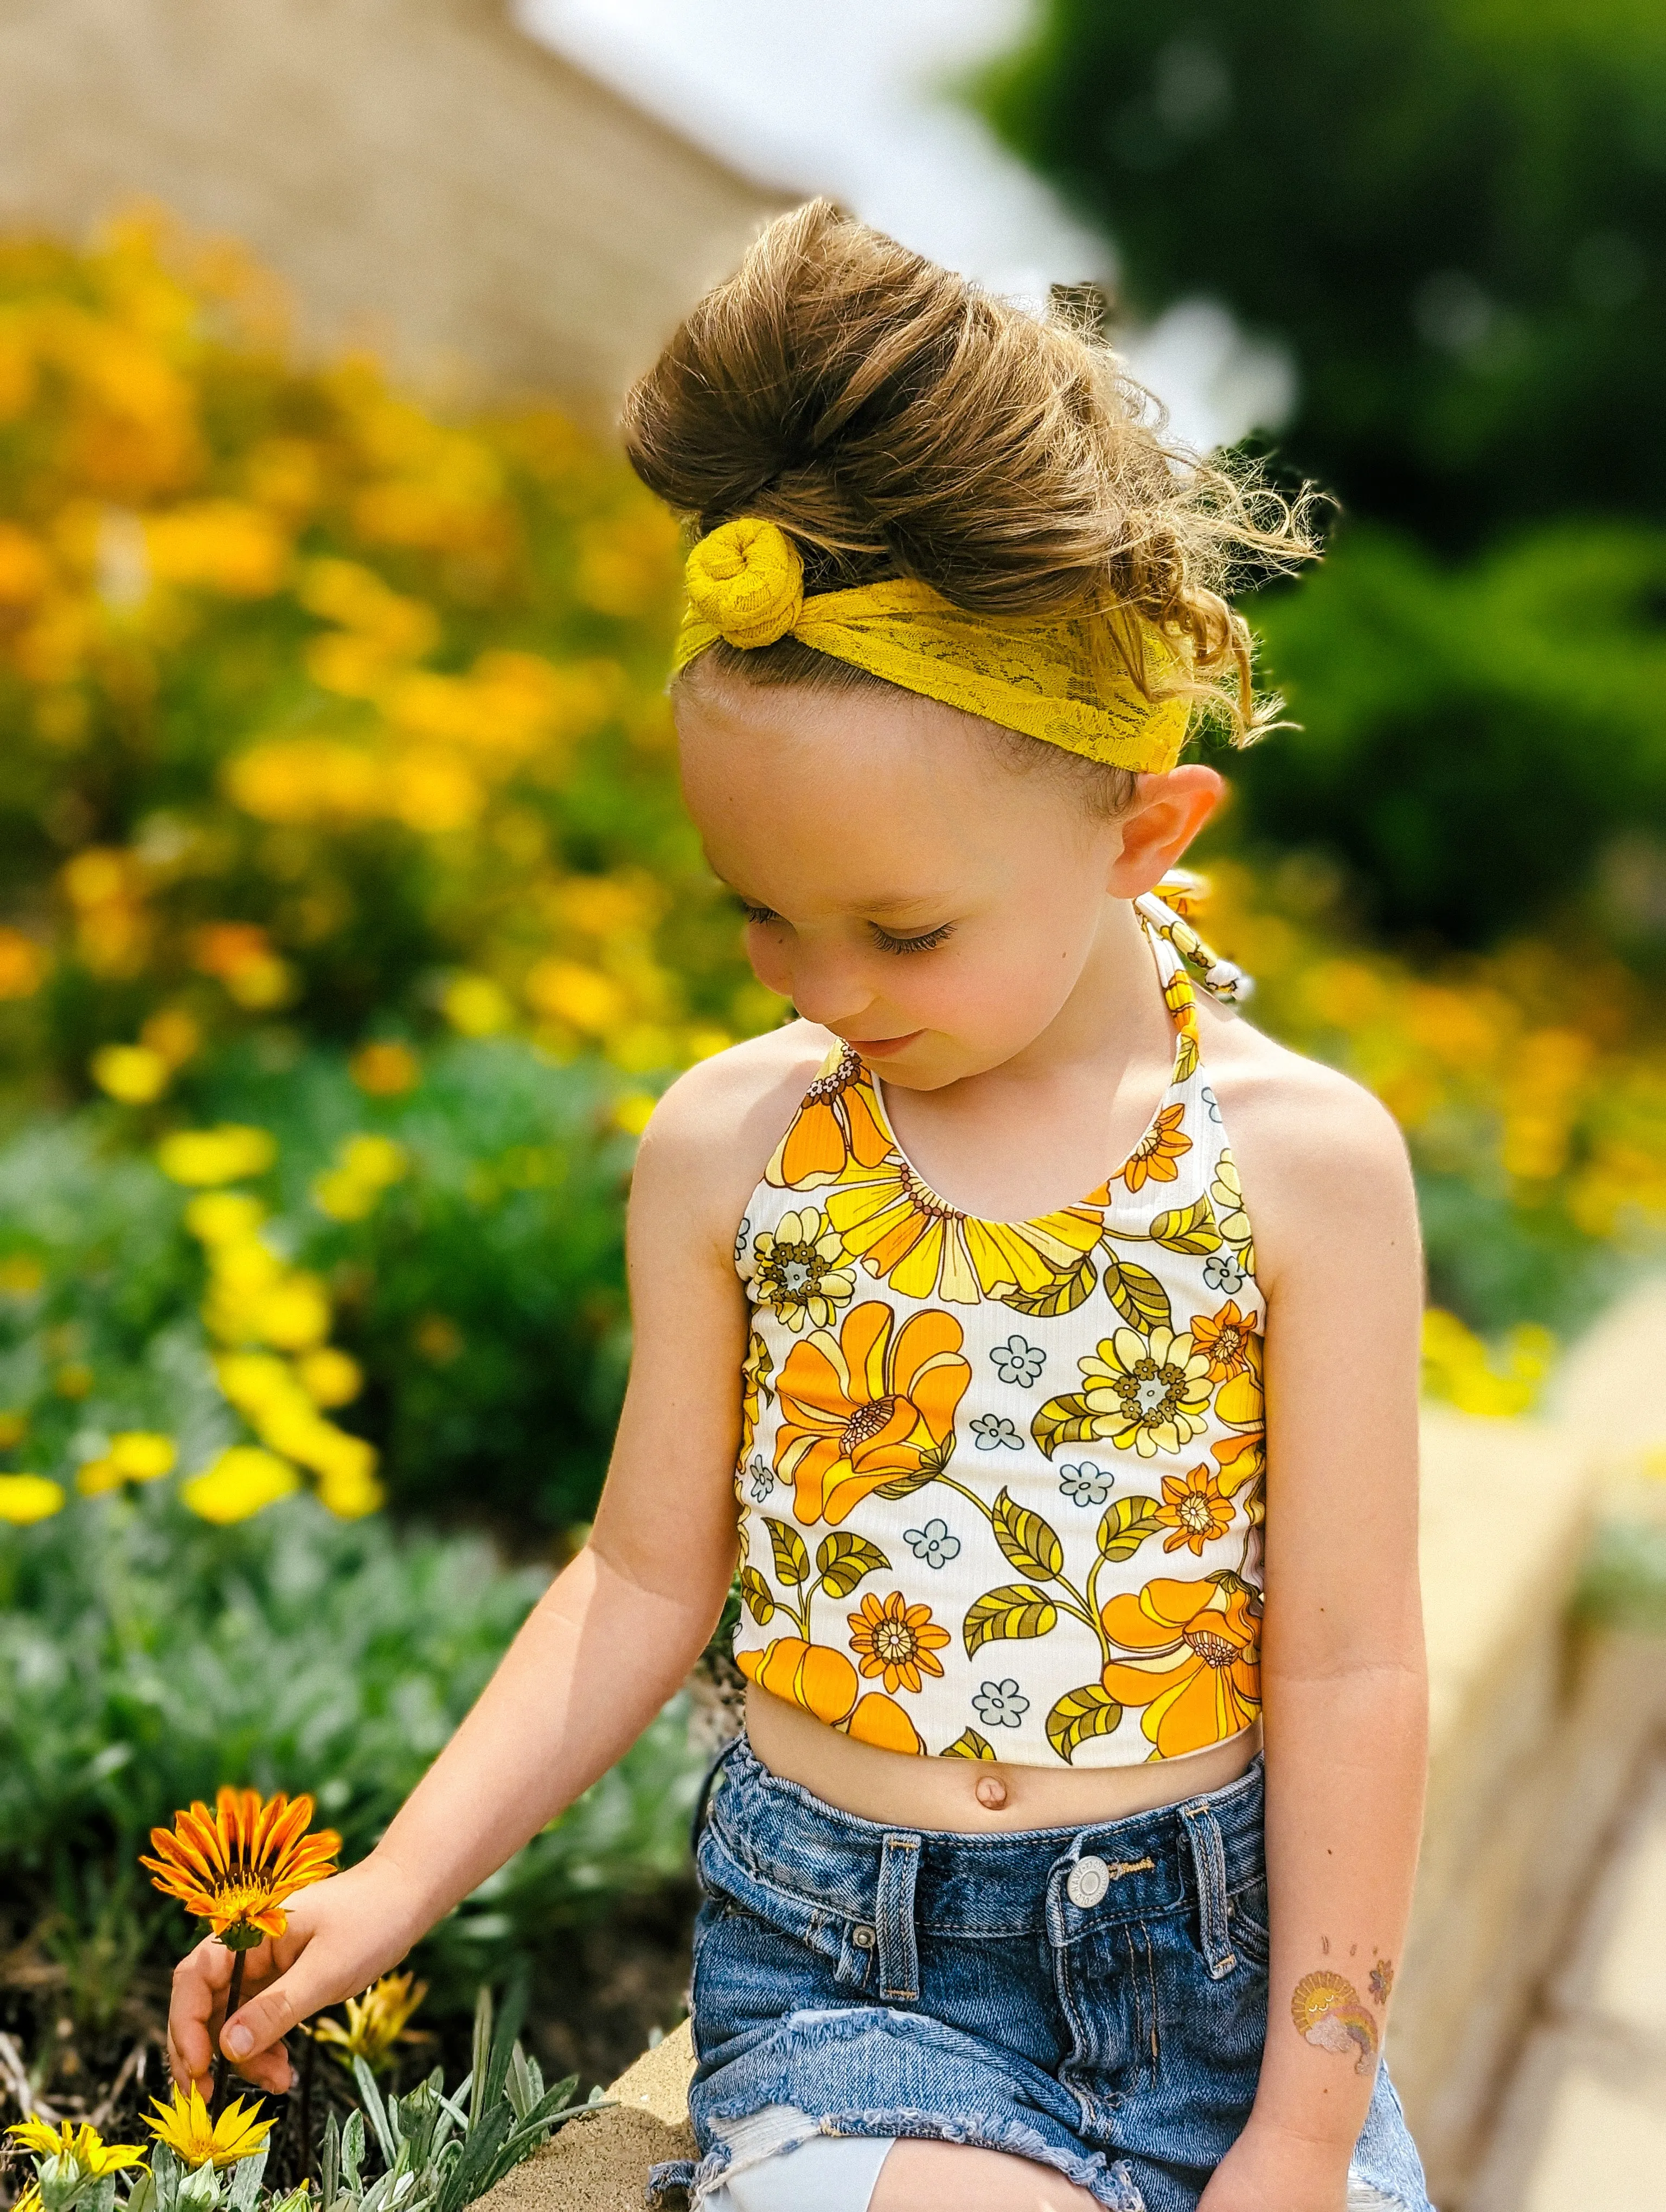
[1226,1875,1271,1968]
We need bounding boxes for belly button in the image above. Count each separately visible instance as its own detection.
[975,1774,1009,1811]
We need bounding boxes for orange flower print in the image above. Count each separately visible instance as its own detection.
[1155,1463,1233,1555]
[1099,1577,1262,1757]
[1212,1328,1264,1427]
[825,1154,1101,1308]
[736,1329,773,1466]
[848,1590,950,1694]
[772,1300,971,1525]
[1100,1101,1190,1195]
[1190,1301,1258,1386]
[1210,1429,1266,1525]
[766,1046,892,1189]
[736,1635,924,1752]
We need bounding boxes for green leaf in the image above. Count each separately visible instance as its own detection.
[1101,1256,1172,1332]
[815,1531,890,1598]
[739,1566,776,1625]
[1207,1567,1255,1594]
[872,1437,952,1500]
[765,1517,810,1587]
[964,1583,1058,1655]
[1096,1494,1165,1561]
[991,1486,1064,1579]
[1046,1683,1124,1764]
[940,1727,997,1761]
[1030,1392,1104,1459]
[999,1253,1096,1316]
[1149,1197,1222,1255]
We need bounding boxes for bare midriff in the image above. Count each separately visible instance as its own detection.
[745,1684,1261,1834]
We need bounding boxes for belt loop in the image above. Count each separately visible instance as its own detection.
[876,1832,921,2002]
[1179,1801,1237,1980]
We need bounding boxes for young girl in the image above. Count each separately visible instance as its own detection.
[168,204,1432,2212]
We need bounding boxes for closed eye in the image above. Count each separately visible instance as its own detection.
[739,902,783,926]
[870,921,956,955]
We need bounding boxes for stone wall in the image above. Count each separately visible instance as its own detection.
[0,0,789,413]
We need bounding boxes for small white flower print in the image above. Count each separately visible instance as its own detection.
[990,1334,1046,1387]
[971,1413,1023,1451]
[1201,1084,1222,1125]
[973,1679,1029,1728]
[904,1516,961,1568]
[746,1456,774,1502]
[1203,1251,1246,1295]
[735,1217,751,1264]
[1059,1462,1112,1506]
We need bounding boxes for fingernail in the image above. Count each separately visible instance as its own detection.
[226,2027,253,2057]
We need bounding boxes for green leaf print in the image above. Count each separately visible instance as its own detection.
[964,1583,1059,1655]
[815,1531,890,1599]
[991,1486,1065,1580]
[1149,1197,1222,1255]
[739,1566,777,1625]
[1096,1495,1166,1562]
[1030,1392,1105,1459]
[999,1252,1097,1317]
[1046,1684,1124,1764]
[941,1727,998,1761]
[1101,1257,1173,1333]
[765,1517,811,1587]
[873,1437,954,1502]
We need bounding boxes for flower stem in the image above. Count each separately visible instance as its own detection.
[299,2028,316,2181]
[212,1949,247,2120]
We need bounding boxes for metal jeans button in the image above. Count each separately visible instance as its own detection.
[851,1923,876,1949]
[1067,1855,1111,1909]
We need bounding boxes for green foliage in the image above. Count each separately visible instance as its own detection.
[984,0,1666,544]
[0,1484,704,2027]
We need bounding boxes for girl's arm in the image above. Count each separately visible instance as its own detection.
[1203,1062,1428,2212]
[166,1067,761,2093]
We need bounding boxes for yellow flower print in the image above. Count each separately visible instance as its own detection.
[847,1589,950,1695]
[1067,1325,1213,1458]
[824,1155,1102,1307]
[738,1329,774,1465]
[1210,1430,1266,1523]
[749,1208,856,1333]
[1094,1101,1190,1195]
[1164,968,1201,1083]
[1099,1577,1261,1756]
[1212,1328,1264,1428]
[767,1046,892,1189]
[1155,1462,1234,1555]
[772,1300,971,1525]
[1210,1151,1255,1274]
[1189,1300,1257,1386]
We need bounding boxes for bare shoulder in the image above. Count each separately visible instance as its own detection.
[628,1020,834,1253]
[1196,1001,1419,1287]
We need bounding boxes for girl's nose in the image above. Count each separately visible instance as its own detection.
[786,949,874,1034]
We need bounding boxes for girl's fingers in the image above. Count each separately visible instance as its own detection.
[168,1937,234,2084]
[222,1951,348,2067]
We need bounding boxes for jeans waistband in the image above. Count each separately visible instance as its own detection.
[701,1733,1264,1984]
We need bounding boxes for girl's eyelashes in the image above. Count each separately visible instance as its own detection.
[870,920,956,956]
[739,902,782,926]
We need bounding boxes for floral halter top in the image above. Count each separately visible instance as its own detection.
[730,887,1266,1769]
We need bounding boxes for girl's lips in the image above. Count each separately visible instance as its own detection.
[844,1030,922,1059]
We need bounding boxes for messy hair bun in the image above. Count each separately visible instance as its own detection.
[622,200,1316,744]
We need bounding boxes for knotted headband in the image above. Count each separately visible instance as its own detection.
[671,516,1192,775]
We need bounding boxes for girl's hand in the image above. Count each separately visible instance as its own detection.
[1197,2122,1353,2212]
[166,1857,420,2094]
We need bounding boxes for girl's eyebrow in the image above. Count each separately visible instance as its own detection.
[706,864,952,919]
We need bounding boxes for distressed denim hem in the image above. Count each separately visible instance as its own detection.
[1345,2179,1418,2211]
[678,2112,1145,2211]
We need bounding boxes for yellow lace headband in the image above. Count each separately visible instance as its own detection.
[671,516,1191,775]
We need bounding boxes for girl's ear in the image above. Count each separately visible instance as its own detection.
[1106,766,1226,898]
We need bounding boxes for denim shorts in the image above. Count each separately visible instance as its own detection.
[652,1734,1432,2212]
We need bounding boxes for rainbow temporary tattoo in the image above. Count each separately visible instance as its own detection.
[1290,1971,1381,2074]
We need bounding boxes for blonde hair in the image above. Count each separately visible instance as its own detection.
[623,200,1316,787]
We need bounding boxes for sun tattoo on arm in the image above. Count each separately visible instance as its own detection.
[1290,1971,1381,2074]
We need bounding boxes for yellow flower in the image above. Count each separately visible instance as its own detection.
[157,1125,277,1187]
[311,1133,408,1220]
[1209,1151,1254,1272]
[442,973,514,1037]
[825,1152,1101,1308]
[749,1209,856,1333]
[77,1430,177,1494]
[350,1041,420,1096]
[0,1474,66,1523]
[1050,1326,1213,1458]
[91,1042,172,1104]
[1154,1463,1234,1555]
[312,1970,428,2074]
[846,1590,951,1696]
[184,1192,267,1244]
[140,1784,341,1945]
[7,2118,147,2178]
[296,1346,363,1408]
[145,2084,273,2171]
[181,1445,300,1523]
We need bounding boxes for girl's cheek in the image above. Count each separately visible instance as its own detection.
[745,929,793,999]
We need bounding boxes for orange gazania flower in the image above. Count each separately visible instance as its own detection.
[1100,1577,1261,1757]
[1104,1101,1191,1194]
[772,1300,970,1525]
[766,1047,892,1189]
[1155,1462,1234,1555]
[847,1590,950,1695]
[1189,1300,1258,1385]
[140,1786,341,1944]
